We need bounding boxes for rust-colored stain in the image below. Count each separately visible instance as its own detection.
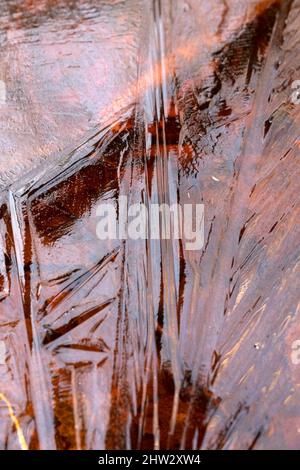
[0,0,299,450]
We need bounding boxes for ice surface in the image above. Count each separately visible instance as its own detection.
[0,0,300,450]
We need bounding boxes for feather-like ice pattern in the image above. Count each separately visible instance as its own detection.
[0,0,299,450]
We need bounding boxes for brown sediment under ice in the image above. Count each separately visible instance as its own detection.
[0,0,299,450]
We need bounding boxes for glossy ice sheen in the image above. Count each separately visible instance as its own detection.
[0,0,145,189]
[0,0,300,450]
